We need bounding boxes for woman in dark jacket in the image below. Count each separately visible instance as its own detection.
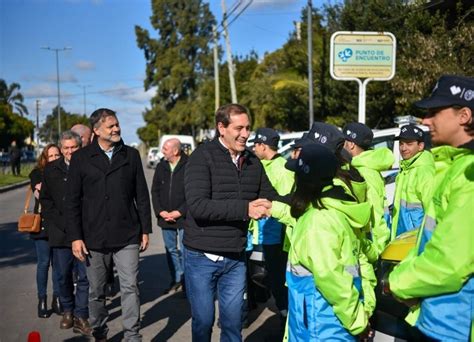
[29,143,62,318]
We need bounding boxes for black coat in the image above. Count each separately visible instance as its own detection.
[184,138,279,253]
[151,154,188,229]
[40,158,70,247]
[29,167,48,240]
[66,139,152,250]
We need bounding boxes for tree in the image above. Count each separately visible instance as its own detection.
[323,0,473,128]
[0,79,28,117]
[135,0,215,144]
[38,106,89,143]
[0,104,34,150]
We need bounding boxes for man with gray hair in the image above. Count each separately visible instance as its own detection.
[40,130,91,336]
[66,108,151,341]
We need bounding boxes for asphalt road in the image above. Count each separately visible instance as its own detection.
[0,159,394,342]
[0,161,279,342]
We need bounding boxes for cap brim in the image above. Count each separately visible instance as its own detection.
[394,135,423,141]
[293,137,313,149]
[414,96,458,109]
[285,158,298,172]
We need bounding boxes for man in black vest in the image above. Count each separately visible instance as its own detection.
[151,138,188,294]
[66,108,152,342]
[184,104,277,342]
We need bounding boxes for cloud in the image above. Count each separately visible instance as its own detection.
[250,0,298,9]
[37,72,78,83]
[24,83,58,98]
[76,60,96,70]
[102,83,156,104]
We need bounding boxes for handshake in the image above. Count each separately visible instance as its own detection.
[248,198,272,220]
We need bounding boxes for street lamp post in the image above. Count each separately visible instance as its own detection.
[41,46,71,139]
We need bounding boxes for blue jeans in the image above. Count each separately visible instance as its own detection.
[34,239,60,299]
[53,247,89,318]
[184,246,246,342]
[162,228,184,283]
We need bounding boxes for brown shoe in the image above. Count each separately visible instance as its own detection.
[73,317,92,336]
[60,312,73,329]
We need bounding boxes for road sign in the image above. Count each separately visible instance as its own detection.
[329,31,396,123]
[330,31,396,80]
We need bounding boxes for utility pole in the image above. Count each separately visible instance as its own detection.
[78,85,91,115]
[221,0,238,103]
[307,0,314,128]
[41,46,72,139]
[213,25,220,111]
[35,100,40,146]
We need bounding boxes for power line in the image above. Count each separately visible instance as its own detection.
[24,85,146,100]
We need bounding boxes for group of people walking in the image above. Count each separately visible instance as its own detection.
[27,74,472,342]
[29,110,150,341]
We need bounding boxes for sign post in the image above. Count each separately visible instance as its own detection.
[330,31,396,123]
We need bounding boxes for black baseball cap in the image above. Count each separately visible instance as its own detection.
[415,75,474,110]
[307,122,345,153]
[293,132,309,149]
[285,144,338,183]
[342,122,374,149]
[294,122,351,161]
[395,124,424,141]
[248,128,280,148]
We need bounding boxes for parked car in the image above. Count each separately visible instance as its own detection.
[372,230,421,340]
[146,147,160,169]
[21,150,36,163]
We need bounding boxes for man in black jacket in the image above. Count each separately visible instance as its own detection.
[151,138,188,294]
[184,104,277,342]
[66,108,152,342]
[41,130,91,336]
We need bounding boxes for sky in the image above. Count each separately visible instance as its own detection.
[1,0,325,144]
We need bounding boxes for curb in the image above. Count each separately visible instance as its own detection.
[0,180,29,193]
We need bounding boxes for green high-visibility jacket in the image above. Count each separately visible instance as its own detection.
[249,155,294,246]
[351,148,394,256]
[391,150,435,240]
[334,175,379,263]
[272,187,377,318]
[389,145,474,341]
[285,192,375,337]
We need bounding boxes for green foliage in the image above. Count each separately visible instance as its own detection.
[0,79,28,117]
[136,0,473,141]
[0,104,34,150]
[38,106,89,143]
[322,0,473,128]
[135,0,215,144]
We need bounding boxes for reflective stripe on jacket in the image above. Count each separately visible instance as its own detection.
[391,150,435,240]
[389,145,474,341]
[286,194,372,339]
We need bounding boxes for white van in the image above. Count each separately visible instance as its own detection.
[157,134,196,162]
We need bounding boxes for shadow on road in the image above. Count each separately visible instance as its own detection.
[0,222,36,268]
[105,252,192,342]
